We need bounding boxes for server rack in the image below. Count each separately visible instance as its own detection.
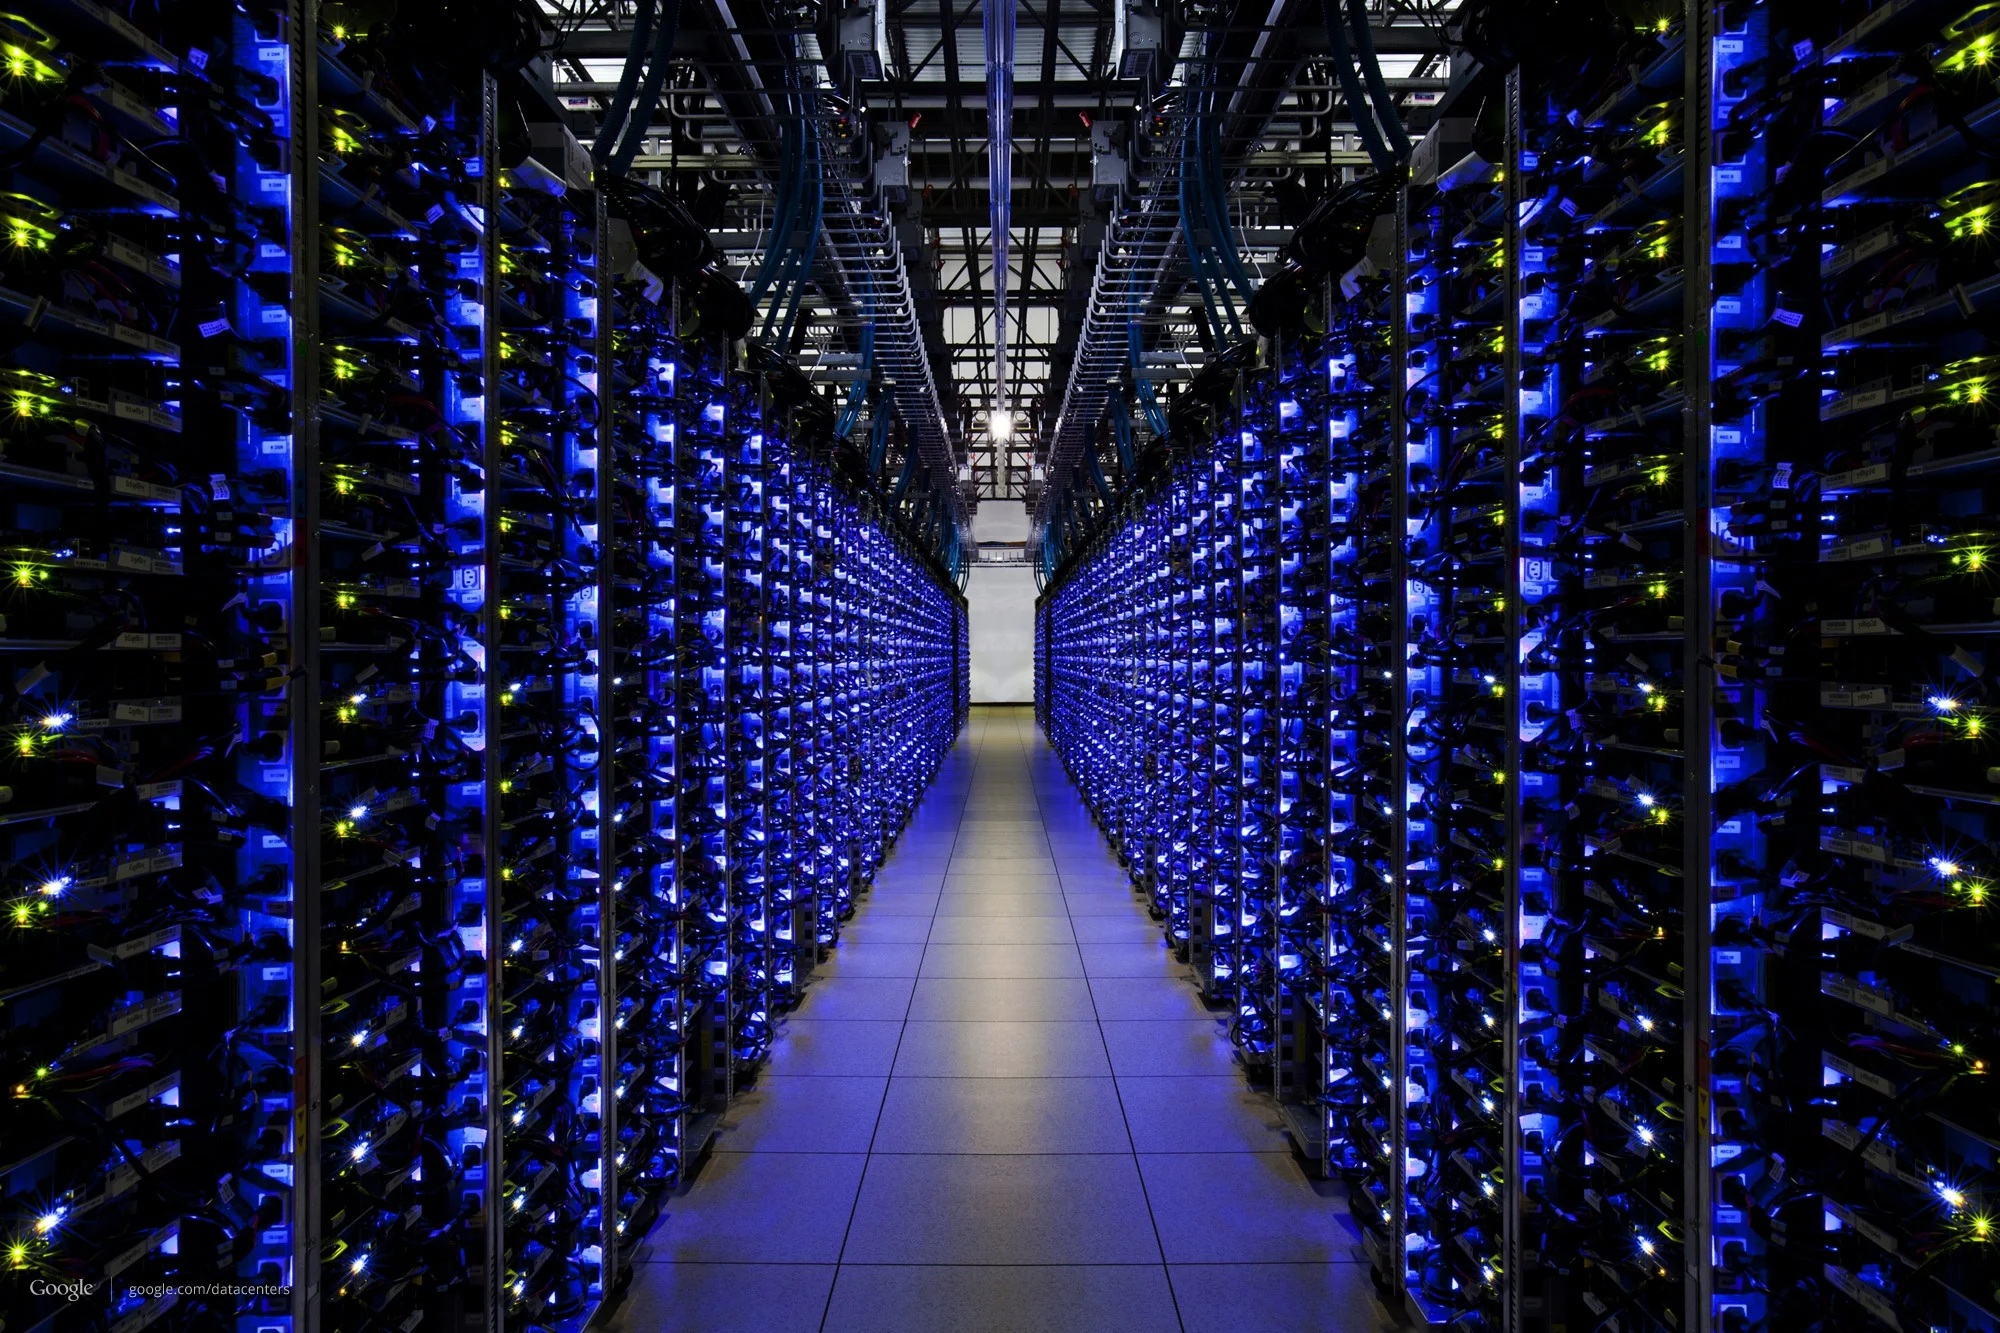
[491,141,606,1331]
[0,8,968,1332]
[1039,4,2000,1331]
[0,3,308,1331]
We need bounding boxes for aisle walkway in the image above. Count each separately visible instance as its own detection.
[609,706,1395,1332]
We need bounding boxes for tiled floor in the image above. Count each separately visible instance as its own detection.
[607,705,1398,1333]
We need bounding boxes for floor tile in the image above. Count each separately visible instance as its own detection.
[1140,1152,1355,1263]
[946,855,1059,871]
[1088,977,1212,1020]
[1071,917,1164,945]
[925,915,1075,945]
[1171,1263,1397,1333]
[919,942,1084,978]
[949,853,1054,865]
[941,880,1066,899]
[1065,894,1150,916]
[933,892,1071,917]
[841,1154,1159,1264]
[842,913,934,942]
[791,975,917,1021]
[766,1019,905,1075]
[822,1265,1177,1333]
[1118,1076,1293,1154]
[906,976,1098,1021]
[606,1262,835,1333]
[891,1020,1112,1078]
[1079,940,1187,977]
[855,891,940,916]
[871,864,947,885]
[944,877,1064,896]
[881,850,953,868]
[872,1075,1131,1153]
[1057,877,1138,895]
[715,1075,888,1153]
[1100,1019,1237,1076]
[949,842,1052,857]
[818,940,928,978]
[883,848,956,866]
[645,1153,866,1262]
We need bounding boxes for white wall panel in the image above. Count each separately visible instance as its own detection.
[968,564,1037,702]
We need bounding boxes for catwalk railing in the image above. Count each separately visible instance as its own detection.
[1038,3,2000,1330]
[0,7,967,1333]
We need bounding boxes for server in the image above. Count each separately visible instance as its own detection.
[1038,2,2000,1329]
[0,4,967,1333]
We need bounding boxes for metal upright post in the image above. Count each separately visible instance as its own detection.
[291,3,324,1325]
[1387,183,1412,1307]
[1681,2,1717,1328]
[593,184,621,1311]
[1500,63,1527,1333]
[477,73,505,1333]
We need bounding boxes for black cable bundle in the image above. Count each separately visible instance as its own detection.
[1248,174,1397,336]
